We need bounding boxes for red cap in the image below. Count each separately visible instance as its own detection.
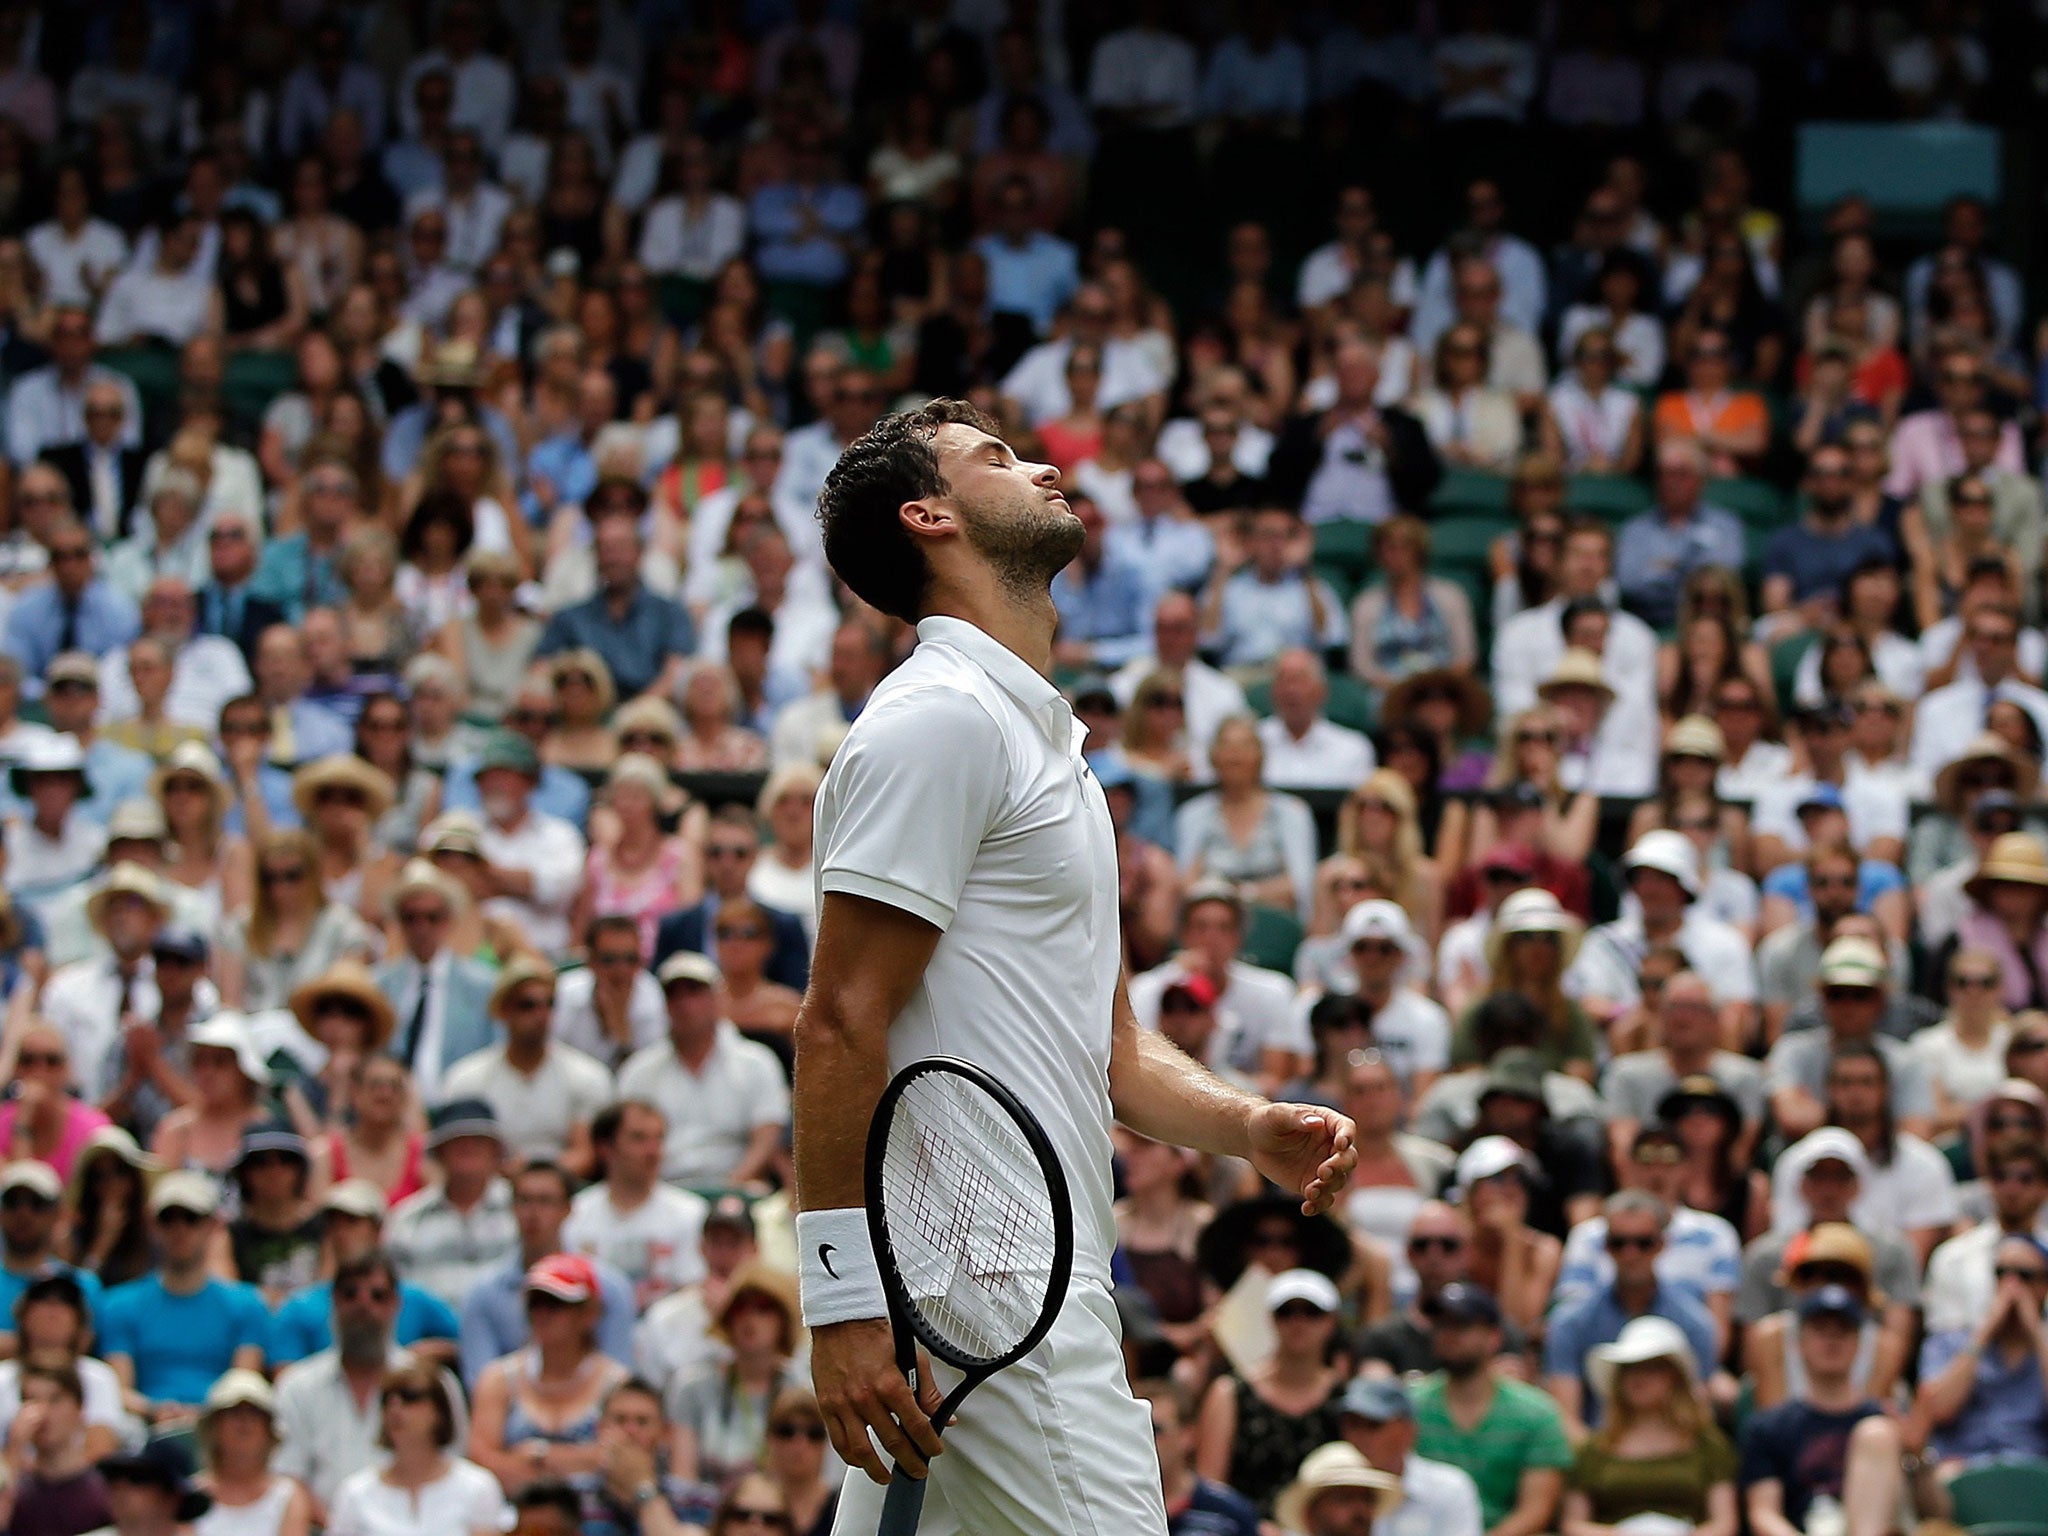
[1161,972,1220,1009]
[525,1252,599,1303]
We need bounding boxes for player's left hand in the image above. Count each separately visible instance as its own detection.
[1247,1102,1357,1216]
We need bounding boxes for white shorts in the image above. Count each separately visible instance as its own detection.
[829,1284,1168,1536]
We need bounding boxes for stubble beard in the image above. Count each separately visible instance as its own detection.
[962,496,1086,602]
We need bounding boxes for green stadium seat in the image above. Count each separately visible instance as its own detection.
[1948,1460,2048,1536]
[1240,904,1305,974]
[1243,672,1376,734]
[1769,632,1816,707]
[223,350,298,436]
[1707,477,1790,529]
[1567,474,1652,523]
[1313,520,1374,580]
[1429,514,1510,574]
[1430,468,1511,518]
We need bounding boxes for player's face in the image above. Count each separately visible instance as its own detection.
[927,423,1083,587]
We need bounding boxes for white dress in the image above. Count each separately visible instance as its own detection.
[326,1459,507,1536]
[196,1477,299,1536]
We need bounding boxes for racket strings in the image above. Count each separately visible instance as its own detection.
[880,1073,1060,1365]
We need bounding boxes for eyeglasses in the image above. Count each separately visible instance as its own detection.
[314,788,367,807]
[260,866,307,886]
[769,1422,826,1442]
[1997,1266,2048,1282]
[1408,1234,1463,1253]
[15,1051,65,1069]
[1605,1233,1659,1252]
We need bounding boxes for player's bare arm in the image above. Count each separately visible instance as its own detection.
[791,889,947,1485]
[1108,970,1358,1216]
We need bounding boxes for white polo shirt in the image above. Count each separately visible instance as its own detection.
[814,615,1123,1286]
[1254,715,1377,790]
[440,1039,616,1162]
[1128,957,1309,1079]
[563,1181,710,1301]
[617,1024,790,1185]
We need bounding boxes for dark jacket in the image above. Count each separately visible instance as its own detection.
[193,582,289,663]
[653,896,810,993]
[1265,402,1443,518]
[42,443,147,540]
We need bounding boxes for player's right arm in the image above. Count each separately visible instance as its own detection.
[792,889,948,1484]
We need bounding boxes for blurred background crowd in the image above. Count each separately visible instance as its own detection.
[0,0,2044,1534]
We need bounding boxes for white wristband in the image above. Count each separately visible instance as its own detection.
[796,1207,890,1327]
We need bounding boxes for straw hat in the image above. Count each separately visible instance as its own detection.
[419,810,486,859]
[292,754,397,822]
[1381,666,1492,738]
[148,740,231,821]
[604,752,681,814]
[384,857,469,918]
[1663,714,1726,762]
[612,695,683,746]
[289,959,397,1052]
[64,1126,159,1209]
[85,862,172,936]
[1536,648,1615,705]
[1484,887,1584,970]
[1274,1444,1404,1535]
[1936,732,2039,813]
[1966,832,2048,905]
[489,954,558,1020]
[711,1262,802,1347]
[1585,1315,1699,1410]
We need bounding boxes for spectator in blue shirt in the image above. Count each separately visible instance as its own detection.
[215,694,302,836]
[1202,505,1347,669]
[0,1162,102,1351]
[1542,1190,1719,1436]
[268,1179,461,1368]
[1614,438,1745,631]
[535,484,694,703]
[1759,446,1898,638]
[250,456,362,623]
[1916,1232,2048,1470]
[748,129,863,290]
[974,175,1080,334]
[1052,495,1150,670]
[442,673,592,830]
[97,1171,268,1417]
[2,520,139,694]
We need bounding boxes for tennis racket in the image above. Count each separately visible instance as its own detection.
[864,1056,1075,1536]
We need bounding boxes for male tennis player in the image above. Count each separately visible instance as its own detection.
[793,399,1357,1535]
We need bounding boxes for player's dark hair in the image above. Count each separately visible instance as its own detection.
[816,398,999,624]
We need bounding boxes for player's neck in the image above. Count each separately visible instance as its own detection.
[921,579,1059,679]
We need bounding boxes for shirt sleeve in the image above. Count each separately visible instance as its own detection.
[815,688,1007,931]
[747,1047,792,1128]
[96,1290,134,1362]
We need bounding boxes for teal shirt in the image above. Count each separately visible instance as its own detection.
[1411,1372,1575,1528]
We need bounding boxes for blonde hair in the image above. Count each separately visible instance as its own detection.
[1486,707,1565,796]
[549,647,618,717]
[1121,671,1182,755]
[1592,1355,1708,1454]
[756,762,822,824]
[247,827,321,958]
[1338,769,1426,918]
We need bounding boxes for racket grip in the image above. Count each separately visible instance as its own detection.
[875,1468,929,1536]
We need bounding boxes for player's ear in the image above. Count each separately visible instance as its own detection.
[898,496,958,540]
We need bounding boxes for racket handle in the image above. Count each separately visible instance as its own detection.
[875,1468,929,1536]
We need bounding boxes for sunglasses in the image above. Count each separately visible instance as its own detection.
[2013,1038,2048,1055]
[1997,1266,2048,1282]
[260,866,307,886]
[0,1191,52,1211]
[1823,987,1881,1004]
[384,1385,433,1404]
[620,731,672,750]
[398,906,449,926]
[1605,1233,1659,1252]
[1791,1263,1865,1287]
[1993,1166,2045,1185]
[15,1051,64,1069]
[1955,974,2002,991]
[769,1422,826,1443]
[1408,1234,1463,1253]
[724,1513,789,1531]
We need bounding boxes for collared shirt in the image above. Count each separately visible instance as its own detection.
[563,1182,708,1305]
[387,949,453,1102]
[535,585,696,701]
[384,1176,518,1309]
[456,1251,636,1389]
[442,758,590,830]
[815,614,1124,1284]
[3,582,139,690]
[40,954,157,1101]
[748,180,864,287]
[273,1346,469,1509]
[1912,676,2048,781]
[5,366,141,466]
[1614,504,1747,630]
[1128,958,1309,1081]
[1104,512,1215,599]
[1087,26,1200,127]
[477,809,585,956]
[1491,595,1658,720]
[1380,1456,1484,1536]
[1207,569,1348,668]
[93,633,250,729]
[999,335,1168,425]
[1555,1208,1742,1316]
[1922,1326,2048,1464]
[616,1025,789,1186]
[973,232,1080,336]
[1884,408,2025,500]
[1761,1030,1934,1121]
[250,533,347,623]
[551,967,666,1073]
[1569,909,1756,1010]
[1924,1217,2048,1337]
[1254,715,1376,790]
[1051,553,1150,668]
[442,1041,615,1163]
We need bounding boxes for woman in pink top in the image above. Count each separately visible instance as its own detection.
[0,1024,110,1180]
[572,754,706,961]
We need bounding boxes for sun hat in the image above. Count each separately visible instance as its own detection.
[1274,1444,1404,1535]
[200,1368,275,1420]
[322,1178,388,1221]
[1484,887,1583,969]
[604,751,681,814]
[186,1013,270,1088]
[1663,715,1726,761]
[1265,1268,1341,1315]
[104,797,168,844]
[427,1098,504,1152]
[85,862,171,936]
[1537,648,1615,705]
[148,740,231,821]
[1382,666,1492,737]
[289,960,396,1052]
[1586,1315,1699,1408]
[1937,732,2038,813]
[489,954,559,1019]
[291,754,397,822]
[657,951,722,989]
[1622,830,1700,899]
[1967,833,2048,904]
[384,857,468,917]
[419,810,486,858]
[8,732,87,797]
[711,1262,801,1346]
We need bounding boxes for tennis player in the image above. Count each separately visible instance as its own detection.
[793,399,1358,1536]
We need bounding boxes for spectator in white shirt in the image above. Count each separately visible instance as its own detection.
[563,1100,709,1312]
[403,131,510,273]
[635,135,746,281]
[441,956,612,1171]
[1087,1,1200,131]
[399,0,517,152]
[93,215,219,349]
[1256,649,1375,791]
[27,165,129,309]
[471,731,584,956]
[552,914,666,1073]
[1914,606,2048,783]
[94,577,251,731]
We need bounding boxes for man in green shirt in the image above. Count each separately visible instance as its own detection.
[1409,1283,1573,1536]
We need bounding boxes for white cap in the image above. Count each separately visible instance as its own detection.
[1623,829,1700,897]
[1455,1134,1534,1191]
[1341,899,1415,950]
[1781,1127,1872,1185]
[0,1161,62,1202]
[186,1013,270,1087]
[1265,1268,1341,1315]
[149,1169,221,1219]
[1587,1315,1699,1406]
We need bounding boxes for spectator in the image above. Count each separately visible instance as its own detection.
[1411,1282,1573,1536]
[385,1100,517,1311]
[375,859,496,1101]
[650,807,809,994]
[1173,723,1318,922]
[1133,1377,1259,1536]
[6,308,143,469]
[1194,1269,1347,1517]
[1493,520,1656,726]
[469,732,585,958]
[616,954,787,1188]
[1273,1443,1405,1536]
[535,492,694,704]
[90,1443,211,1536]
[98,1170,267,1425]
[1334,1377,1482,1536]
[664,1264,805,1487]
[748,129,862,293]
[1111,593,1249,767]
[325,1360,506,1536]
[1562,1316,1737,1536]
[266,1180,461,1369]
[191,1369,313,1536]
[569,1376,717,1536]
[553,916,665,1073]
[0,1160,99,1320]
[1614,440,1745,631]
[1916,1231,2048,1470]
[4,1360,113,1536]
[443,957,611,1170]
[1050,494,1149,670]
[563,1102,707,1312]
[1760,446,1899,637]
[1765,938,1935,1141]
[1602,972,1766,1158]
[1265,339,1440,528]
[1347,517,1479,706]
[3,519,139,688]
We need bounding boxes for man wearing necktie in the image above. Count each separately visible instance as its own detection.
[1,518,139,691]
[194,508,285,663]
[41,379,143,543]
[370,861,496,1103]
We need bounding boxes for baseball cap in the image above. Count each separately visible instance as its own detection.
[105,798,168,843]
[1341,899,1414,950]
[1818,936,1888,988]
[1478,1049,1546,1105]
[1161,972,1219,1010]
[426,1097,504,1152]
[656,951,722,989]
[201,1368,275,1418]
[1455,1133,1535,1189]
[1796,1283,1866,1324]
[322,1178,388,1221]
[0,1161,61,1203]
[525,1252,599,1304]
[150,925,210,964]
[44,652,99,688]
[1423,1281,1502,1326]
[149,1169,220,1219]
[1338,1377,1413,1423]
[1782,1126,1872,1185]
[1265,1268,1341,1315]
[1798,782,1846,815]
[1622,830,1700,897]
[703,1193,756,1235]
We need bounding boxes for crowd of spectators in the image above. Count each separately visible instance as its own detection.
[0,1,2044,1535]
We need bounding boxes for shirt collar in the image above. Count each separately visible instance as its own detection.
[915,615,1073,749]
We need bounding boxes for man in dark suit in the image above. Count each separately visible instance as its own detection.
[193,507,286,663]
[41,378,147,542]
[652,803,808,991]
